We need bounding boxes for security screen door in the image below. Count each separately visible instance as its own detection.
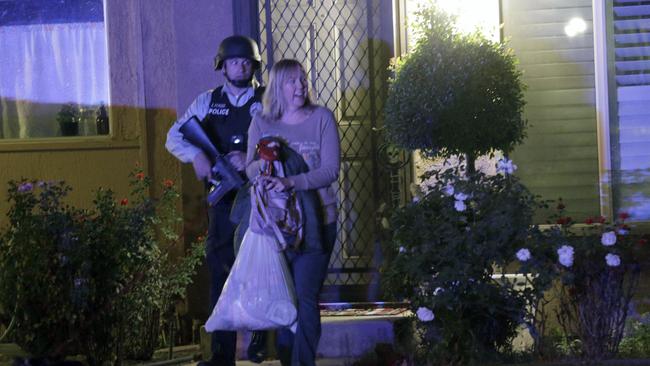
[258,0,407,302]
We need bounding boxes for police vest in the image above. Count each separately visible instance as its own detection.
[201,85,265,154]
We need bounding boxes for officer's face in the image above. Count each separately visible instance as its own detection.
[223,58,254,83]
[282,67,308,112]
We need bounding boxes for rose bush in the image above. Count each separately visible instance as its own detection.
[382,161,552,365]
[514,204,646,362]
[0,169,204,364]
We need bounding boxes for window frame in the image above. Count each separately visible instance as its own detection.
[0,0,146,164]
[592,0,615,221]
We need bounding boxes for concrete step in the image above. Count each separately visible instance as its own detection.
[317,314,406,359]
[199,310,410,363]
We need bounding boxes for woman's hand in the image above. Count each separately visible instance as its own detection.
[262,176,294,192]
[226,151,246,171]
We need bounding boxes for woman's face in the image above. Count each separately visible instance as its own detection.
[282,67,308,112]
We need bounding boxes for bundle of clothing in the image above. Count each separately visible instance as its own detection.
[205,137,323,333]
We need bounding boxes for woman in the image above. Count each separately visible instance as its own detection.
[245,59,340,366]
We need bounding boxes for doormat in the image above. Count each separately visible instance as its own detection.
[319,303,409,316]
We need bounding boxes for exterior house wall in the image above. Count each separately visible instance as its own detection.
[0,0,236,321]
[503,0,601,222]
[0,0,232,226]
[503,0,650,311]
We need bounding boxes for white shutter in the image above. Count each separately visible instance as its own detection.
[612,1,650,220]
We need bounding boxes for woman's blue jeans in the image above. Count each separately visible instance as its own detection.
[276,222,336,366]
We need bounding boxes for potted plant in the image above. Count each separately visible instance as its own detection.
[56,103,80,136]
[96,103,109,135]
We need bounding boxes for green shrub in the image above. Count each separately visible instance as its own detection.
[385,5,525,168]
[523,205,644,362]
[381,4,535,364]
[382,167,551,365]
[619,313,650,358]
[0,170,204,364]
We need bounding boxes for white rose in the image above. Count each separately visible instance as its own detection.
[605,253,621,267]
[443,184,455,196]
[516,248,531,262]
[557,245,574,267]
[381,217,391,229]
[601,231,617,246]
[416,306,435,322]
[454,192,469,201]
[454,200,466,212]
[497,158,518,174]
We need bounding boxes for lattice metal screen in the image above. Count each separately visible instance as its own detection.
[258,0,404,301]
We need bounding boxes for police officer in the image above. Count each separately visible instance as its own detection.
[165,35,266,366]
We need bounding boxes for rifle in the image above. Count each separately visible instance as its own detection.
[179,116,245,206]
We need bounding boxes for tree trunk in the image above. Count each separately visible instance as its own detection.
[465,153,476,175]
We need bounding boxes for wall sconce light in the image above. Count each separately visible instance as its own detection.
[564,17,587,37]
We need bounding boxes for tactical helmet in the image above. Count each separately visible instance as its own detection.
[214,35,262,70]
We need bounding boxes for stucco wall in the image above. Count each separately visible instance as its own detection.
[0,0,236,323]
[0,0,233,220]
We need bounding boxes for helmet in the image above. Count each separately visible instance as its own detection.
[214,35,262,70]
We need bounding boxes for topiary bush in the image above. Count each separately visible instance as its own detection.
[381,4,538,365]
[384,5,526,169]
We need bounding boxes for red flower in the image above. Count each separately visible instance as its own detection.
[584,217,594,225]
[638,238,648,246]
[135,172,145,181]
[597,216,606,224]
[618,212,630,220]
[567,286,577,297]
[163,179,174,188]
[556,217,571,225]
[120,198,128,206]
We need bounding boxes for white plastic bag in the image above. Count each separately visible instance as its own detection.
[205,228,297,332]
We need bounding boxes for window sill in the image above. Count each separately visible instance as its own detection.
[0,136,140,152]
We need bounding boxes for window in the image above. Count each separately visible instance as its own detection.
[405,0,500,45]
[502,0,601,223]
[0,0,109,139]
[501,0,650,223]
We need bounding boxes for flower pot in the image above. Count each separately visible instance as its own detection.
[60,122,79,136]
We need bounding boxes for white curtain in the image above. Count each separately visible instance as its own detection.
[0,22,109,138]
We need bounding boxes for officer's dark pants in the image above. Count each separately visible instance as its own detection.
[206,201,237,366]
[276,222,336,366]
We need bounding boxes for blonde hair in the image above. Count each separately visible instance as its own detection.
[262,59,313,121]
